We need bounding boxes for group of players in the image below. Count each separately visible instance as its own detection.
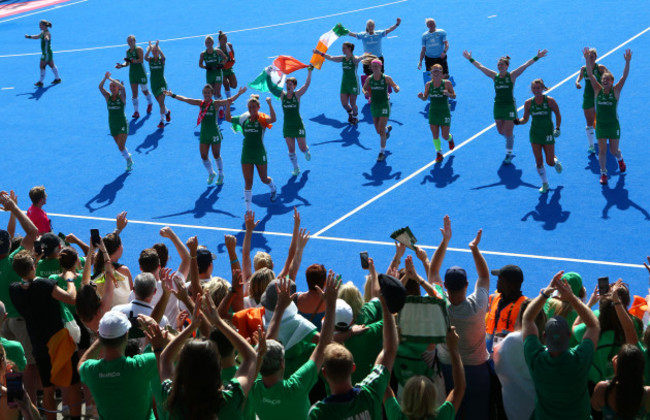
[26,17,633,207]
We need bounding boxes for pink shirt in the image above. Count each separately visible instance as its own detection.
[27,205,51,234]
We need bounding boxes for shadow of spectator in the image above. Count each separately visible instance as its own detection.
[84,172,131,213]
[521,186,570,230]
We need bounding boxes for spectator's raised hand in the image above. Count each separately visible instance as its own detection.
[245,211,259,231]
[275,276,296,312]
[186,236,198,254]
[159,227,173,239]
[296,228,310,250]
[468,229,482,250]
[319,270,341,307]
[440,215,452,242]
[446,326,459,353]
[224,234,237,249]
[415,246,428,264]
[143,320,168,350]
[256,325,267,358]
[115,211,128,232]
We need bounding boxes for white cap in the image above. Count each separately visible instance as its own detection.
[98,311,131,339]
[335,299,353,331]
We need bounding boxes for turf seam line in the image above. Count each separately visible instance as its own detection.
[312,24,650,238]
[45,212,644,268]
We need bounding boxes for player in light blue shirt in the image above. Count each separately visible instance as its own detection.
[418,18,450,77]
[349,18,401,75]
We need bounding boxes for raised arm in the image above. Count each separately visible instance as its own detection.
[445,327,466,412]
[278,207,300,279]
[405,255,437,297]
[151,268,174,323]
[160,301,201,381]
[186,236,200,297]
[5,191,16,239]
[610,280,637,345]
[164,90,202,106]
[366,257,381,300]
[311,271,340,367]
[288,228,310,282]
[523,272,560,339]
[557,274,600,346]
[428,215,451,286]
[614,49,632,95]
[225,101,233,122]
[144,41,152,62]
[384,18,401,35]
[266,277,294,341]
[583,47,602,93]
[414,246,430,279]
[510,49,547,81]
[242,211,258,284]
[463,51,497,79]
[295,66,313,97]
[0,191,38,251]
[469,229,489,291]
[315,50,344,63]
[156,41,166,62]
[265,97,277,124]
[373,295,398,372]
[160,227,191,278]
[98,72,111,99]
[388,241,406,273]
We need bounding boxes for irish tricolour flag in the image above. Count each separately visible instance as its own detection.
[310,23,350,70]
[248,56,309,98]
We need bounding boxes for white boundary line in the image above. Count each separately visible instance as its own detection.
[312,25,650,237]
[46,212,644,268]
[0,0,89,24]
[0,0,408,58]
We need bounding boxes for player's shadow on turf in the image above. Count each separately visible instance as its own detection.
[585,150,620,176]
[153,186,237,220]
[471,163,538,191]
[418,103,431,119]
[521,186,570,230]
[309,113,348,129]
[128,114,151,135]
[281,170,311,206]
[362,156,401,186]
[135,128,164,154]
[601,175,650,220]
[84,173,131,213]
[16,84,57,101]
[421,156,460,187]
[312,124,370,150]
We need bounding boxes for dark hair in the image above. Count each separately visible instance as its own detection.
[498,56,511,66]
[305,264,326,291]
[218,30,226,41]
[209,328,235,358]
[518,298,547,340]
[343,42,355,52]
[59,247,78,271]
[138,248,160,273]
[166,339,224,419]
[404,279,420,296]
[12,250,34,278]
[99,333,128,349]
[28,186,46,205]
[76,284,101,324]
[153,243,169,268]
[40,20,52,28]
[125,339,141,357]
[599,297,626,346]
[94,233,122,275]
[10,236,22,253]
[609,344,645,418]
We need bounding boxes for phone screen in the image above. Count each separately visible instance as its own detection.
[598,277,610,295]
[360,252,369,269]
[90,229,101,246]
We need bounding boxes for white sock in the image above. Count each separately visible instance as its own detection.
[380,147,386,153]
[202,159,215,175]
[160,112,165,122]
[615,151,623,161]
[268,179,276,192]
[51,65,60,79]
[225,89,231,98]
[505,135,514,153]
[145,93,153,105]
[537,166,548,184]
[215,157,224,174]
[288,153,298,170]
[244,190,252,212]
[39,69,46,82]
[586,126,595,147]
[120,149,131,160]
[132,97,139,112]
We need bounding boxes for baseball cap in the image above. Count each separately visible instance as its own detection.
[261,279,295,311]
[196,248,216,267]
[491,264,524,284]
[561,272,583,297]
[444,266,468,291]
[335,299,354,331]
[545,316,570,353]
[98,311,131,339]
[40,232,62,257]
[0,230,10,255]
[378,273,407,313]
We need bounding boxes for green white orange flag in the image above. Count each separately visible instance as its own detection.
[310,23,350,69]
[248,56,308,98]
[273,55,308,74]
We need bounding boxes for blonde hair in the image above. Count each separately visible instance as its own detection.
[253,251,273,271]
[588,47,598,57]
[249,268,275,303]
[402,376,438,419]
[531,78,548,91]
[430,64,443,73]
[127,35,136,43]
[323,343,354,383]
[365,19,375,31]
[205,35,214,43]
[425,18,435,25]
[203,277,229,307]
[360,53,378,66]
[498,55,510,66]
[286,77,298,87]
[338,282,363,323]
[248,94,261,106]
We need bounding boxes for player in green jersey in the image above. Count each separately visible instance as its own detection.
[362,59,400,161]
[226,94,278,213]
[575,48,609,154]
[144,40,171,129]
[165,85,246,185]
[318,42,365,124]
[463,49,547,164]
[99,72,134,171]
[115,35,154,119]
[25,20,61,87]
[282,66,313,176]
[517,79,563,193]
[200,35,229,117]
[418,64,456,163]
[218,31,238,100]
[584,47,632,185]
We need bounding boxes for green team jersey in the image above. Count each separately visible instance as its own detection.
[35,258,61,279]
[282,93,304,131]
[149,59,166,86]
[50,273,83,314]
[345,321,384,385]
[529,96,554,142]
[308,365,389,420]
[40,32,52,55]
[583,65,602,98]
[595,89,618,124]
[341,57,360,94]
[1,337,27,372]
[199,100,222,144]
[203,49,224,84]
[239,116,267,160]
[0,246,25,318]
[108,96,127,121]
[494,72,514,104]
[127,48,147,84]
[369,74,389,106]
[429,80,450,112]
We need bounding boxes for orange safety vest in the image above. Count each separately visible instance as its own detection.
[485,293,526,335]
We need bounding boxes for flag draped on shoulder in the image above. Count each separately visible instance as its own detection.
[310,23,350,69]
[248,56,308,99]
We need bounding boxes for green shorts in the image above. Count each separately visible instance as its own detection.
[530,132,555,145]
[428,110,451,126]
[283,124,306,138]
[596,121,620,139]
[493,101,517,120]
[582,91,595,110]
[340,79,360,95]
[40,51,52,62]
[200,128,223,145]
[129,68,147,86]
[371,102,390,118]
[222,68,235,77]
[241,146,267,165]
[109,118,128,137]
[206,69,223,85]
[151,81,168,97]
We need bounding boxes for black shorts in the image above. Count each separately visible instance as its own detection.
[425,55,449,75]
[36,351,80,388]
[362,56,384,75]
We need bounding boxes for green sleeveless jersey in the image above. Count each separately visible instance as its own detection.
[342,57,358,85]
[149,58,165,85]
[582,64,602,96]
[428,80,450,115]
[200,101,218,133]
[595,89,618,124]
[204,49,220,69]
[494,72,514,104]
[40,32,52,55]
[530,96,554,138]
[282,93,302,127]
[369,74,388,105]
[107,96,126,121]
